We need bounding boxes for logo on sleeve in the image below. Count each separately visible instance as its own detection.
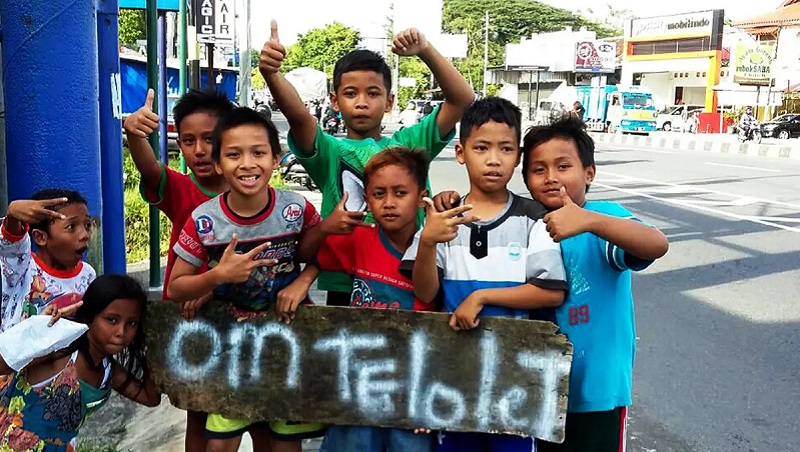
[282,203,303,222]
[195,215,214,234]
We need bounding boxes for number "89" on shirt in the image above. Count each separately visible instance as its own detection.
[568,304,590,326]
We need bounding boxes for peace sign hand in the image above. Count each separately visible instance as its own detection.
[213,235,279,284]
[419,197,479,246]
[7,198,69,224]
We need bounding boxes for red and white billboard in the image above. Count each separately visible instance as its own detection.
[575,41,616,73]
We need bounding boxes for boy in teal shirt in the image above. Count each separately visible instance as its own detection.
[259,21,474,305]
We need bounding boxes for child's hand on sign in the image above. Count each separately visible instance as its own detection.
[181,293,212,321]
[276,278,313,324]
[450,291,484,331]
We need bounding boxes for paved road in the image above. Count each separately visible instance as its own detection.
[275,113,800,451]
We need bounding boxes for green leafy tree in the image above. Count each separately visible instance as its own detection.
[251,67,266,90]
[442,0,619,90]
[398,57,431,108]
[119,9,146,46]
[250,49,261,69]
[282,23,361,78]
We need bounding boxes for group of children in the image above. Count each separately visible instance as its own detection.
[0,22,668,452]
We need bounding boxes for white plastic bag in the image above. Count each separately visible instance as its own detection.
[0,315,88,371]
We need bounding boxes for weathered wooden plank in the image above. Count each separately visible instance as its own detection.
[145,302,573,442]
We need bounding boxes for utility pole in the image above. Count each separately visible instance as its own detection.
[483,10,489,97]
[238,0,252,107]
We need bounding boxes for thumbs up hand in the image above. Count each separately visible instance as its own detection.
[123,89,160,138]
[542,187,590,242]
[259,20,286,76]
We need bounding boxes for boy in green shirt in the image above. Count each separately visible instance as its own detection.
[259,21,474,305]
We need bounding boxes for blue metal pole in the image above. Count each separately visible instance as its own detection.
[97,0,127,275]
[158,12,168,164]
[1,0,103,268]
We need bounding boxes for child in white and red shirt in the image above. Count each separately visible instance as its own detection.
[0,188,95,332]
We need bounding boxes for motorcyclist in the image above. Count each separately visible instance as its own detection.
[323,104,339,134]
[739,107,757,134]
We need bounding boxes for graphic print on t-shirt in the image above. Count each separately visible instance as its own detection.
[339,159,367,212]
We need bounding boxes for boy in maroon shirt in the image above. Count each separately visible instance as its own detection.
[123,88,233,452]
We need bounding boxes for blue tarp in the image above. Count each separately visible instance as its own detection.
[120,56,238,115]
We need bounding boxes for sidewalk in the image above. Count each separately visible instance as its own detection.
[519,119,800,159]
[590,130,800,159]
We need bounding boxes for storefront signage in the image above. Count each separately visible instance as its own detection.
[734,44,775,86]
[630,10,717,39]
[575,41,616,73]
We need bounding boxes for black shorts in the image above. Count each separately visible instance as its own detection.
[538,407,627,452]
[326,290,351,307]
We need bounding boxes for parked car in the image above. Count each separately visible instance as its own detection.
[759,114,800,139]
[657,105,703,132]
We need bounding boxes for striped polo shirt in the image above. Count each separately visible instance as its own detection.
[402,192,567,319]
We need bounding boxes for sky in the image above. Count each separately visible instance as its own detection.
[248,1,782,48]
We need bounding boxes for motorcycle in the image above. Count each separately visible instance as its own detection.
[737,122,762,144]
[324,116,340,135]
[279,153,318,191]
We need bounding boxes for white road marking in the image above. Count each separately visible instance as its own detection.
[704,162,782,173]
[597,171,800,211]
[591,180,800,234]
[740,216,800,223]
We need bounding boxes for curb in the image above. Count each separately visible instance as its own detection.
[590,132,800,159]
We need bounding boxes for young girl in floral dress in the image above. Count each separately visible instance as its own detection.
[0,274,160,451]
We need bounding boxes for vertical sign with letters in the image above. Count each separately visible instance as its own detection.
[195,0,234,44]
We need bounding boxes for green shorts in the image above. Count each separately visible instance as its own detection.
[205,413,327,441]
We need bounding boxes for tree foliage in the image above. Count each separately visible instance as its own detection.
[442,0,619,91]
[283,23,361,77]
[119,9,146,46]
[398,57,431,108]
[251,67,265,90]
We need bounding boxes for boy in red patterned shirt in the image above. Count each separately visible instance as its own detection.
[282,147,436,451]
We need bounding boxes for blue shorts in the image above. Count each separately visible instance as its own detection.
[320,425,434,452]
[436,431,534,452]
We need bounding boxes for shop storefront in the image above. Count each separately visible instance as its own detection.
[622,10,725,112]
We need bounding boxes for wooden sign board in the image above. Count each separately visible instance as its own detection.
[145,302,573,442]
